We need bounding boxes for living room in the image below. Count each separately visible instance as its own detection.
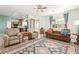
[0,5,79,54]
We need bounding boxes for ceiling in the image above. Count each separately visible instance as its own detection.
[0,5,79,17]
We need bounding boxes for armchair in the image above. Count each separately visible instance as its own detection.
[3,28,22,47]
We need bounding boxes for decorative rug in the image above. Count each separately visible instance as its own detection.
[0,38,42,54]
[0,38,76,54]
[14,38,76,54]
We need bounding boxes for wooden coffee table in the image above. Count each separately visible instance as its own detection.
[20,32,32,41]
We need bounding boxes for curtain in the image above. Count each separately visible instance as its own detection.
[27,16,29,28]
[49,16,53,28]
[77,26,79,33]
[64,13,69,29]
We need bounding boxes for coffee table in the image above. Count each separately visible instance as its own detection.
[20,32,32,41]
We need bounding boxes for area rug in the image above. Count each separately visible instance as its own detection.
[0,38,42,54]
[14,39,76,54]
[0,38,76,54]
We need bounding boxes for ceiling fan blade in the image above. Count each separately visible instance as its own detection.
[42,7,47,9]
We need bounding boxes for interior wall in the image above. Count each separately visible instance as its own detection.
[53,8,79,34]
[0,15,50,34]
[39,16,50,31]
[68,8,79,33]
[0,15,11,34]
[0,8,79,34]
[53,13,63,20]
[28,15,50,31]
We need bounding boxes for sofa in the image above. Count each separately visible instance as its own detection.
[3,28,22,47]
[45,28,71,42]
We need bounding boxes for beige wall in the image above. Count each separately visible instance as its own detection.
[68,8,79,33]
[28,15,50,32]
[53,8,79,33]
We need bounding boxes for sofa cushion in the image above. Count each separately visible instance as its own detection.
[8,36,18,40]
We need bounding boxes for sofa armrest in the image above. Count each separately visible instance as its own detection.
[17,33,23,42]
[3,35,9,47]
[65,34,71,37]
[3,35,8,40]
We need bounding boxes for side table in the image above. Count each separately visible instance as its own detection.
[20,32,32,41]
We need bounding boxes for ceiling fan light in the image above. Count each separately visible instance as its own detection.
[33,5,47,12]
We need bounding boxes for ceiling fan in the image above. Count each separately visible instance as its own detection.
[33,5,47,12]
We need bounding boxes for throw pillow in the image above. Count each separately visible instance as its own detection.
[47,28,53,34]
[61,30,68,36]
